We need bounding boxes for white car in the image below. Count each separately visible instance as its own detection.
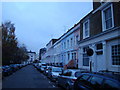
[47,66,63,81]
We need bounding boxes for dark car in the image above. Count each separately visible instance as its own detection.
[40,63,47,72]
[2,65,12,76]
[9,64,19,72]
[57,69,88,90]
[43,66,52,76]
[74,72,120,90]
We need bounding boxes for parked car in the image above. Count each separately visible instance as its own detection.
[2,65,12,76]
[57,69,89,90]
[47,66,63,81]
[40,63,47,72]
[43,66,52,76]
[74,72,120,90]
[33,63,40,68]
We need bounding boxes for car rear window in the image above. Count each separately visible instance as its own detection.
[42,64,47,66]
[89,76,104,88]
[52,68,62,72]
[75,72,82,77]
[78,74,90,82]
[103,79,120,89]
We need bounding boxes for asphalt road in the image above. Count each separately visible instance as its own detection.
[2,65,61,89]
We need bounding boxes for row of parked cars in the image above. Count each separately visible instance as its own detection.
[1,63,28,78]
[33,63,120,89]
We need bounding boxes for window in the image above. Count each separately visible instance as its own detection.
[96,43,103,50]
[96,43,103,55]
[64,42,66,49]
[89,76,103,88]
[72,53,74,60]
[83,47,89,66]
[102,4,114,31]
[78,74,90,84]
[67,40,69,48]
[71,38,73,47]
[76,35,79,45]
[111,44,120,65]
[74,52,76,60]
[83,20,89,39]
[62,43,64,50]
[64,71,72,76]
[68,53,70,61]
[103,79,120,89]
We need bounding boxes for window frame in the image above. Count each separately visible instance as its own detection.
[111,44,120,66]
[102,3,114,31]
[71,38,73,47]
[83,19,90,39]
[75,35,79,45]
[83,47,90,66]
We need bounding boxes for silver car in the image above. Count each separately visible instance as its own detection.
[47,66,63,81]
[57,69,88,90]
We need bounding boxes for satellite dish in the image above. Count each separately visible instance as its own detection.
[86,48,94,56]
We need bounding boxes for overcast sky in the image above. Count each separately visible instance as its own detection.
[2,2,93,53]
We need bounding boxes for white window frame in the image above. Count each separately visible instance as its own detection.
[102,3,114,31]
[83,19,90,39]
[111,44,120,66]
[83,47,89,66]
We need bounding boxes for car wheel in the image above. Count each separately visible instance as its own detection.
[56,80,60,86]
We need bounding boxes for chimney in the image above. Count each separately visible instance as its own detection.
[93,0,101,10]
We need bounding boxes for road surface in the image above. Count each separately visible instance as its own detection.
[2,65,61,89]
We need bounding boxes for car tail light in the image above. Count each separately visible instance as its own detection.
[71,79,76,82]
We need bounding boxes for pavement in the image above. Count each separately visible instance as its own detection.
[2,65,61,89]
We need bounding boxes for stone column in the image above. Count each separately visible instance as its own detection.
[102,41,107,71]
[78,47,82,69]
[90,44,97,72]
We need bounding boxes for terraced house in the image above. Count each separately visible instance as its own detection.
[41,1,120,72]
[78,1,120,72]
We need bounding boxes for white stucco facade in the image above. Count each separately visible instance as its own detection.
[27,52,36,63]
[78,27,120,72]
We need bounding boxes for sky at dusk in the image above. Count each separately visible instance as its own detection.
[2,2,93,53]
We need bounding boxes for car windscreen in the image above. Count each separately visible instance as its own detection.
[75,71,82,77]
[52,68,62,72]
[41,64,47,66]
